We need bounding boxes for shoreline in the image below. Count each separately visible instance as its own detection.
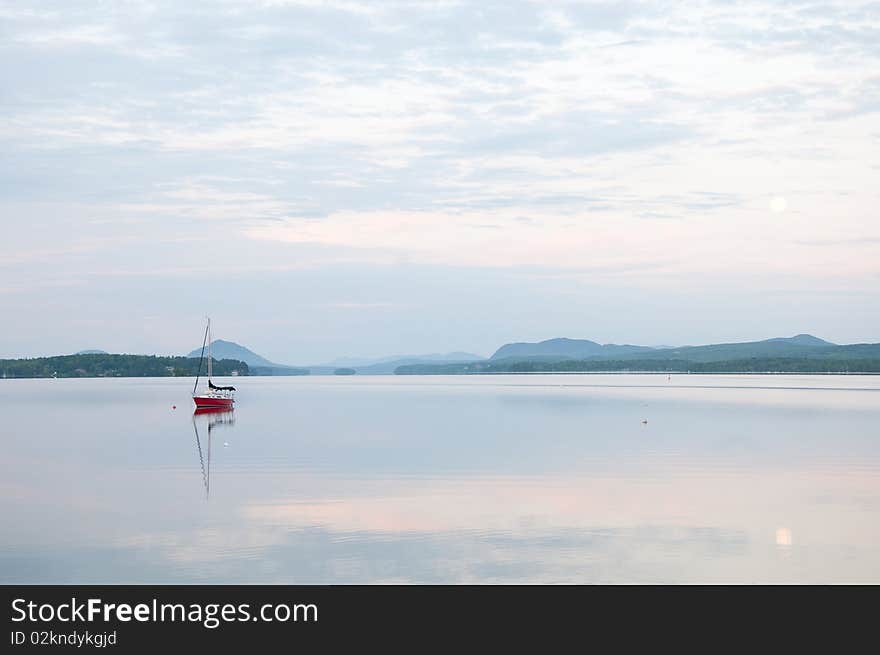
[3,370,880,380]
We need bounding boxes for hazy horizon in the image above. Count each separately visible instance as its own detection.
[2,330,866,367]
[2,1,878,363]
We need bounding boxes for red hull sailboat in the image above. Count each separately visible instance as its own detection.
[193,394,234,410]
[192,318,235,410]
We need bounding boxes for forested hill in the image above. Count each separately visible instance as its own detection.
[0,354,249,379]
[398,336,880,374]
[491,338,653,360]
[489,334,840,362]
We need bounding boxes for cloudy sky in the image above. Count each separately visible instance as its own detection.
[1,0,878,363]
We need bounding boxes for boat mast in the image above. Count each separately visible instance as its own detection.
[193,318,209,395]
[207,317,213,381]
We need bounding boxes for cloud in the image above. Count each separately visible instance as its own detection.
[1,0,879,354]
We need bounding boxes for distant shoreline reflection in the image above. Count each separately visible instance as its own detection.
[192,408,234,500]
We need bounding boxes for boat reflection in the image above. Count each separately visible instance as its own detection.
[192,408,235,500]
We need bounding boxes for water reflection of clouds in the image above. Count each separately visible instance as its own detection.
[2,375,880,583]
[776,527,793,547]
[87,468,878,582]
[3,457,879,578]
[115,524,751,584]
[2,467,879,583]
[238,472,877,540]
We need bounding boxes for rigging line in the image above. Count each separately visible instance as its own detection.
[193,319,209,395]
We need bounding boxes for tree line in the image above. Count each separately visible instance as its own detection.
[0,354,249,379]
[395,357,880,375]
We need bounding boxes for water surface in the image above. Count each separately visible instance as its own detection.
[1,374,878,583]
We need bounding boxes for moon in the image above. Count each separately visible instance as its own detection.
[770,197,787,213]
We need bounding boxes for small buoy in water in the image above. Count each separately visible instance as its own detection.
[172,405,176,410]
[641,419,648,424]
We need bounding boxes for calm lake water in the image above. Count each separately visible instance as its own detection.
[1,374,878,583]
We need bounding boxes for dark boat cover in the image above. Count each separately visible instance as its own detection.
[208,379,235,391]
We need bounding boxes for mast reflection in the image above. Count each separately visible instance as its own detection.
[192,407,235,500]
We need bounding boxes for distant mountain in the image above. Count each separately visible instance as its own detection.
[186,340,282,368]
[174,333,853,376]
[397,334,872,374]
[635,334,838,363]
[491,338,654,361]
[764,334,834,347]
[352,356,483,375]
[74,349,108,355]
[301,354,483,375]
[422,351,485,362]
[490,334,838,364]
[324,352,483,368]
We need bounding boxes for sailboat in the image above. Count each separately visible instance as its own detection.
[192,317,236,410]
